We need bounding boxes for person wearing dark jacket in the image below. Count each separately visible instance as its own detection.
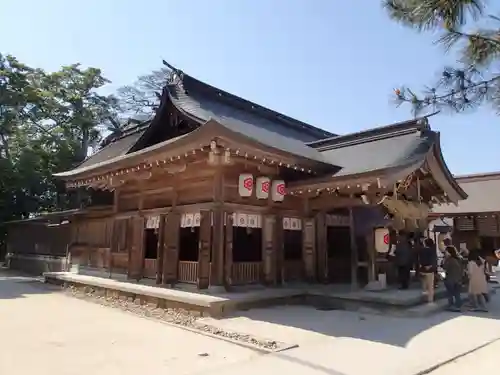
[419,238,438,303]
[394,235,412,290]
[443,245,463,311]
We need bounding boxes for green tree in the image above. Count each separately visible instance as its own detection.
[0,53,122,228]
[384,0,500,115]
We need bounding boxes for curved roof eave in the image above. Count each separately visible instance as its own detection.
[426,133,468,203]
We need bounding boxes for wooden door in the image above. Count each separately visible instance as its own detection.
[155,214,167,284]
[224,211,234,287]
[197,210,212,289]
[110,217,128,275]
[163,211,180,285]
[262,215,276,285]
[128,216,145,280]
[302,218,316,282]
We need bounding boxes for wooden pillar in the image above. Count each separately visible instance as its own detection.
[197,210,212,289]
[274,213,284,285]
[366,230,376,282]
[302,217,317,282]
[113,189,119,213]
[316,212,328,283]
[163,211,180,285]
[224,211,234,289]
[127,216,145,281]
[155,214,166,284]
[211,208,224,285]
[262,214,277,285]
[349,207,358,289]
[211,167,224,286]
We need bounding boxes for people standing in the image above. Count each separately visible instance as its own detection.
[467,249,489,312]
[442,246,463,311]
[419,238,437,303]
[394,234,413,290]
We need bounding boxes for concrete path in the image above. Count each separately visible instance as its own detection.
[428,338,500,374]
[198,290,500,375]
[2,269,500,375]
[0,272,260,375]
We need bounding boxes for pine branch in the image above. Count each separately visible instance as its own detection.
[384,0,500,116]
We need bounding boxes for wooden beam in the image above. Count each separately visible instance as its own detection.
[309,195,364,211]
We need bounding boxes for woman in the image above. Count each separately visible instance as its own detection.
[419,238,437,303]
[442,246,463,311]
[467,249,489,312]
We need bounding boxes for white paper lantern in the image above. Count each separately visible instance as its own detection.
[271,180,286,202]
[256,176,270,200]
[238,173,254,197]
[374,228,390,253]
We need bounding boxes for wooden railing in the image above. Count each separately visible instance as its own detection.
[231,262,261,284]
[178,261,198,284]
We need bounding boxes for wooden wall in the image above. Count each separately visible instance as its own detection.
[7,222,71,257]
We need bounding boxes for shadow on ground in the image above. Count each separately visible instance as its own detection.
[215,288,500,349]
[0,269,57,299]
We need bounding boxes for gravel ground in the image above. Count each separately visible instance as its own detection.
[63,284,284,351]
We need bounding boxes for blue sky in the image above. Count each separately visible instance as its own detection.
[2,0,498,175]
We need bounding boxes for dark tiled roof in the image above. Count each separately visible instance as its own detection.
[166,75,333,164]
[77,129,146,169]
[316,120,433,176]
[174,74,335,142]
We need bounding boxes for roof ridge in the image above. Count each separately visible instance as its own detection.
[163,61,335,139]
[316,127,425,152]
[308,113,437,149]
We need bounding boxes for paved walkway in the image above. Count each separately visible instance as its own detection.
[428,338,500,374]
[198,290,500,375]
[2,270,500,375]
[0,272,260,375]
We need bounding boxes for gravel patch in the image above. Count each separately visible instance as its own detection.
[63,284,286,351]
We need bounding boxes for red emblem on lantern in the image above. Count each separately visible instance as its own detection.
[276,183,285,195]
[243,177,253,191]
[261,181,270,193]
[383,234,389,245]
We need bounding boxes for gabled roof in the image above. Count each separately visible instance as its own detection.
[313,116,432,177]
[432,172,500,215]
[77,127,147,169]
[71,64,335,172]
[288,115,467,203]
[167,70,334,142]
[55,119,334,180]
[165,72,331,165]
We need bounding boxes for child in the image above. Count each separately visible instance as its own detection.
[467,249,488,312]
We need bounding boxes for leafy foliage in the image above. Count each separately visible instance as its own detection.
[0,53,122,248]
[384,0,500,115]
